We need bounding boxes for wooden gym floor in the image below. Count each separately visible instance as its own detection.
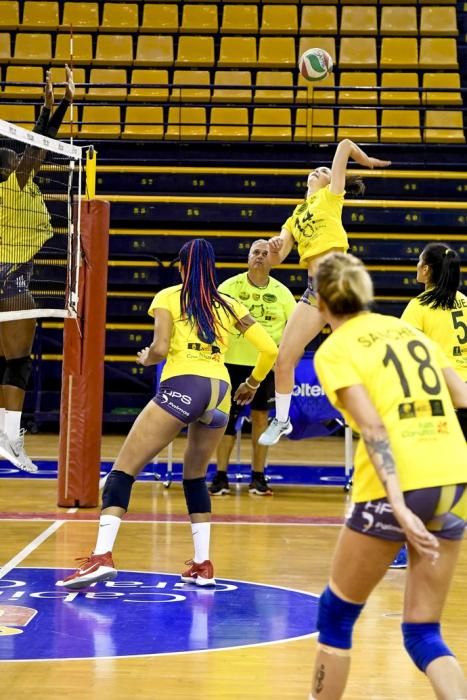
[0,433,466,700]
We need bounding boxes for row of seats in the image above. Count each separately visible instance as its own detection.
[0,34,458,69]
[1,66,462,106]
[0,3,458,36]
[4,103,464,143]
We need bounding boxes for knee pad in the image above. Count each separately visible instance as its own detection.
[183,477,211,515]
[102,470,135,511]
[402,622,454,672]
[3,356,32,391]
[224,406,240,436]
[317,586,365,650]
[0,356,6,383]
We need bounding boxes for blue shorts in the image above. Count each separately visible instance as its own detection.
[299,276,318,307]
[154,374,230,428]
[347,484,467,542]
[0,262,33,300]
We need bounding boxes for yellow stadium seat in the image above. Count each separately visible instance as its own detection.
[101,3,139,32]
[265,0,298,4]
[380,38,418,69]
[419,38,458,69]
[254,71,294,103]
[0,34,12,63]
[302,0,337,4]
[339,38,377,69]
[61,3,99,31]
[0,1,19,30]
[12,33,52,64]
[0,104,35,129]
[424,111,465,144]
[380,0,416,4]
[258,38,295,68]
[298,37,336,65]
[3,66,43,99]
[165,107,207,140]
[171,70,211,102]
[420,7,458,37]
[340,6,377,35]
[208,107,249,141]
[300,6,337,35]
[54,34,93,65]
[181,5,218,33]
[422,73,462,106]
[79,106,121,138]
[337,109,378,142]
[260,6,298,34]
[251,108,291,141]
[175,36,215,67]
[54,66,86,100]
[94,35,134,66]
[296,73,335,104]
[338,72,377,105]
[135,36,174,66]
[224,0,259,4]
[123,106,164,139]
[341,0,377,4]
[129,69,169,102]
[218,37,256,68]
[87,69,128,101]
[420,0,457,5]
[294,108,334,142]
[212,70,252,102]
[221,6,258,34]
[380,7,418,36]
[141,4,178,33]
[22,2,59,31]
[381,110,421,143]
[381,72,420,105]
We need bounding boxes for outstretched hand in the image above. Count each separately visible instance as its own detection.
[64,64,75,101]
[44,70,54,109]
[234,382,257,406]
[136,346,153,366]
[366,157,391,169]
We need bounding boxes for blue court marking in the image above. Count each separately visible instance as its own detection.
[0,460,349,486]
[0,568,319,661]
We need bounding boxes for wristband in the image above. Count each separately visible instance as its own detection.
[245,377,259,391]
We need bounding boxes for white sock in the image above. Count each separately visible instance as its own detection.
[5,410,21,442]
[0,408,5,432]
[191,521,211,563]
[94,514,122,555]
[275,392,292,422]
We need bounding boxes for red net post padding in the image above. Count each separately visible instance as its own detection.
[57,199,110,507]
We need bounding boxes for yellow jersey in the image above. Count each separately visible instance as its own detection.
[0,172,53,263]
[283,186,348,266]
[148,284,250,383]
[314,312,467,503]
[219,272,296,366]
[401,291,467,381]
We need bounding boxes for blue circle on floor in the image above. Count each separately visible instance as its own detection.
[0,568,319,660]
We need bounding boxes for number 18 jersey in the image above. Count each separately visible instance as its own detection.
[314,312,467,503]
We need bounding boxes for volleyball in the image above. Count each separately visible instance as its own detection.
[298,48,333,82]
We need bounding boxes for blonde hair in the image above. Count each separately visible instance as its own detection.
[315,253,373,315]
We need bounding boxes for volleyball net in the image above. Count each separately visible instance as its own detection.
[0,117,82,321]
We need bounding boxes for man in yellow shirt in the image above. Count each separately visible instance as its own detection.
[209,239,296,496]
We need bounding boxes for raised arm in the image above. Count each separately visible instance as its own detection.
[337,383,439,562]
[268,227,294,266]
[329,139,392,195]
[442,366,467,408]
[136,308,173,367]
[233,316,278,405]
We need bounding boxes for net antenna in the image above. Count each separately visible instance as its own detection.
[0,119,83,322]
[66,25,81,317]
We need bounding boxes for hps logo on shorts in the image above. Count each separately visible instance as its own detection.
[0,569,319,660]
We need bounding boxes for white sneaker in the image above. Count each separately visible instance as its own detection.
[0,429,38,474]
[258,418,293,446]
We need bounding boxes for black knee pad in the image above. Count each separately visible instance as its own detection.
[0,356,6,383]
[3,356,32,391]
[102,470,135,511]
[183,477,211,514]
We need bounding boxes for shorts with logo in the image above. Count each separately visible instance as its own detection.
[299,276,318,307]
[154,374,231,428]
[0,261,33,300]
[346,483,467,542]
[224,363,275,436]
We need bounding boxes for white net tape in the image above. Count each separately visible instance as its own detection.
[0,119,82,322]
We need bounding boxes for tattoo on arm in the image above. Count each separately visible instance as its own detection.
[362,433,397,489]
[314,664,325,695]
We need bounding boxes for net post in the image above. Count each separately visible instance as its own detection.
[57,198,110,508]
